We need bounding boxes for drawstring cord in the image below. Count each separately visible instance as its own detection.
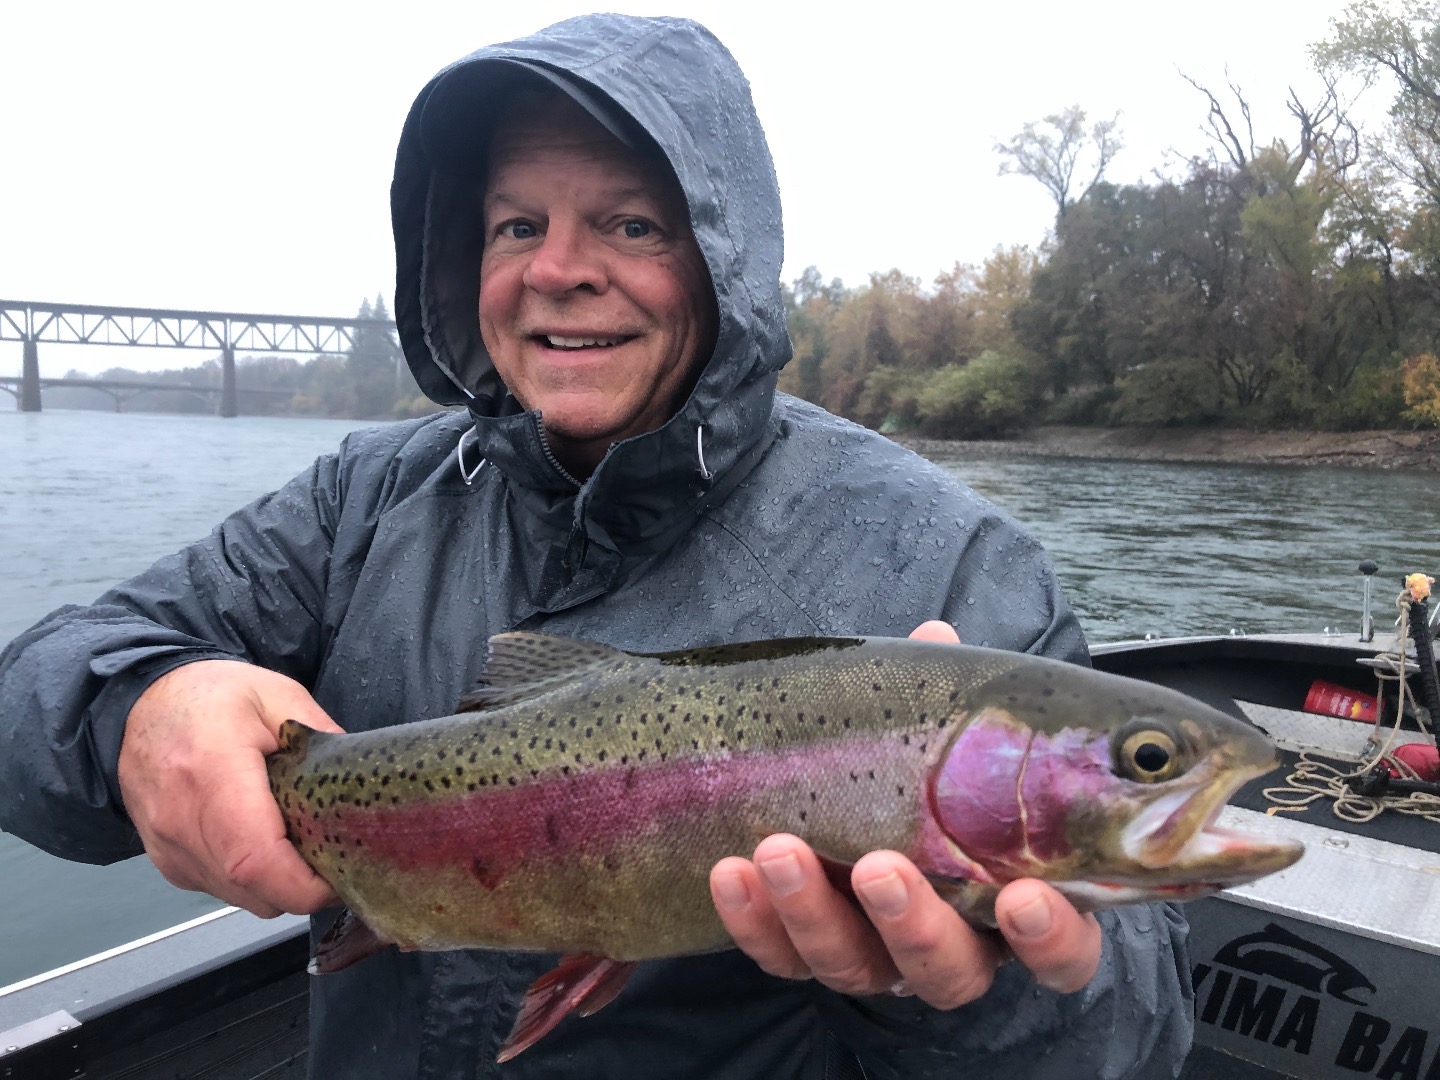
[456,429,486,485]
[697,424,712,480]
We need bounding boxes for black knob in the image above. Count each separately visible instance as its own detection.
[1360,561,1379,576]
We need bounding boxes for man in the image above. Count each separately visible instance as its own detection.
[0,14,1192,1079]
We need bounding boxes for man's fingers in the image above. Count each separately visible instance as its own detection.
[199,754,340,916]
[710,857,811,980]
[994,879,1102,993]
[852,851,1005,1008]
[908,620,959,643]
[744,834,898,996]
[249,677,346,738]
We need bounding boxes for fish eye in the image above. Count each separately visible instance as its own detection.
[1120,730,1179,782]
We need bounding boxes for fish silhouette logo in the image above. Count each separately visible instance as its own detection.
[1214,923,1376,1005]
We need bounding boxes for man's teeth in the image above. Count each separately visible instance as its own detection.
[545,335,624,349]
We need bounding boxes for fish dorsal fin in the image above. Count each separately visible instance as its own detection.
[457,633,627,712]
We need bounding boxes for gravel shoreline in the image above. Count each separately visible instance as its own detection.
[894,426,1440,472]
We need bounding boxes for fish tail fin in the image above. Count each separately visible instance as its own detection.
[497,954,638,1063]
[275,719,313,756]
[309,908,392,974]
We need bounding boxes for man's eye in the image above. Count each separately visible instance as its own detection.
[622,220,652,239]
[503,222,538,240]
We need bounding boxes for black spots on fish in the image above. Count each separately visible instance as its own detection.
[545,738,554,750]
[897,785,906,797]
[937,717,950,729]
[654,693,664,704]
[948,690,960,703]
[1042,687,1055,698]
[799,810,808,823]
[508,777,519,786]
[809,790,818,802]
[598,750,608,762]
[440,777,452,789]
[386,754,396,764]
[662,723,672,735]
[873,658,885,669]
[683,712,693,725]
[370,766,380,779]
[919,742,928,754]
[735,730,745,743]
[492,746,502,757]
[424,780,435,792]
[717,695,727,706]
[902,734,911,746]
[1036,705,1048,715]
[694,689,704,700]
[917,679,928,691]
[868,770,876,780]
[841,717,851,729]
[355,776,366,789]
[437,749,447,760]
[639,713,649,725]
[668,704,677,714]
[558,740,568,752]
[871,683,882,693]
[884,709,893,720]
[796,711,805,724]
[390,795,400,805]
[561,765,572,777]
[568,717,578,728]
[614,695,624,705]
[512,752,524,766]
[306,788,316,800]
[692,738,701,750]
[764,712,773,724]
[545,815,560,846]
[779,692,789,703]
[585,727,594,738]
[468,751,478,764]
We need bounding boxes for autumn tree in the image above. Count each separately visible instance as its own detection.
[996,106,1123,225]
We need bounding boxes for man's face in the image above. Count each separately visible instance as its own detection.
[479,99,716,478]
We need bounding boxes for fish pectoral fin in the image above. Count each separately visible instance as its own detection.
[309,909,392,975]
[497,954,638,1064]
[458,633,627,712]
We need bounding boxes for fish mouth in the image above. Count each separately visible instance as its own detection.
[1119,757,1304,886]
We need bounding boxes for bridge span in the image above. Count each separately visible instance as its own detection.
[0,300,398,416]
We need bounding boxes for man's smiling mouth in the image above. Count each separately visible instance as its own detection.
[538,334,635,350]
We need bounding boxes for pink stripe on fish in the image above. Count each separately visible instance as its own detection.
[312,734,926,888]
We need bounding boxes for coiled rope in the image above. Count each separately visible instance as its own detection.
[1263,586,1440,824]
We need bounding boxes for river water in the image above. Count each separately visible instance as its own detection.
[1,407,1438,987]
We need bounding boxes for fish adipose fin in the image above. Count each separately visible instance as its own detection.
[309,908,392,974]
[458,633,626,712]
[497,954,638,1063]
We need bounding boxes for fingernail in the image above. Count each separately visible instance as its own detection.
[856,871,909,918]
[1009,894,1053,938]
[757,852,804,896]
[712,870,751,912]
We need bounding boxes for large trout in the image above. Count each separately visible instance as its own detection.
[267,632,1301,1060]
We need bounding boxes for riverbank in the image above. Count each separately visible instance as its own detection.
[896,426,1440,472]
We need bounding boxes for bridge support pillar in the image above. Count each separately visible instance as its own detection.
[219,345,237,418]
[20,339,41,412]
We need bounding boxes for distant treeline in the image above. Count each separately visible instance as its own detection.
[779,2,1440,437]
[46,5,1440,436]
[43,297,442,421]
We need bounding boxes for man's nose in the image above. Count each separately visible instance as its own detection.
[522,221,608,296]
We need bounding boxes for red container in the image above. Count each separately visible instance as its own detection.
[1386,742,1440,781]
[1303,679,1378,723]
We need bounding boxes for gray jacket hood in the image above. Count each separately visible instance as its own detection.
[391,15,791,589]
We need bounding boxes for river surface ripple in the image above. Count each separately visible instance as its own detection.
[1,409,1437,986]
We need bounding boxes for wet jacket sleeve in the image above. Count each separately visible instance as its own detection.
[816,546,1194,1079]
[0,452,345,865]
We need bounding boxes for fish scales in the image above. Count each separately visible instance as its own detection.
[270,636,1023,957]
[268,631,1300,968]
[268,631,1304,1062]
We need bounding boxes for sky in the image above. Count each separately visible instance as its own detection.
[0,0,1385,376]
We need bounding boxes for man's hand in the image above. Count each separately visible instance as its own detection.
[118,660,343,919]
[708,620,1103,1007]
